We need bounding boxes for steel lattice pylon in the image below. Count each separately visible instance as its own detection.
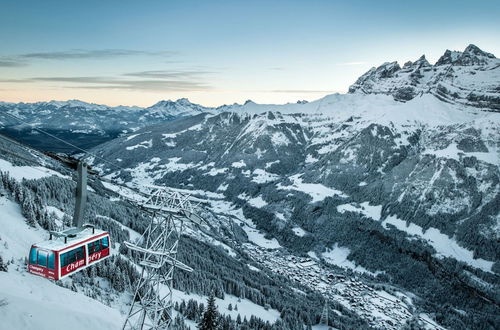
[122,186,204,330]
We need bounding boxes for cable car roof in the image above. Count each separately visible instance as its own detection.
[34,227,109,251]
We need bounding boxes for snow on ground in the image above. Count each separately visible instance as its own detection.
[101,181,147,204]
[231,160,246,168]
[292,227,307,237]
[278,174,347,203]
[171,289,280,323]
[125,133,140,141]
[275,212,286,221]
[0,196,124,330]
[227,93,490,129]
[243,225,281,249]
[0,271,124,330]
[382,215,494,272]
[204,167,228,176]
[45,205,65,219]
[322,243,380,276]
[251,168,280,184]
[423,142,499,165]
[0,159,68,181]
[209,199,282,249]
[305,154,319,163]
[337,202,382,220]
[248,195,268,208]
[125,139,152,150]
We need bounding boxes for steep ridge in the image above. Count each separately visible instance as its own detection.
[88,57,499,328]
[349,44,500,111]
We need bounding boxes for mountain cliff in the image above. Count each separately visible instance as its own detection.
[349,44,500,111]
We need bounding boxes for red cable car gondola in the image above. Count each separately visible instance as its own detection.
[28,162,112,280]
[28,225,111,280]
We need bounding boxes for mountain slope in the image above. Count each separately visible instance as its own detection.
[0,98,216,152]
[89,89,499,328]
[349,44,500,111]
[1,134,375,330]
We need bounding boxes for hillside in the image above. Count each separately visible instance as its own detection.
[86,46,500,330]
[0,134,357,329]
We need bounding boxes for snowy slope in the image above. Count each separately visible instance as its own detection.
[349,44,500,111]
[0,196,124,330]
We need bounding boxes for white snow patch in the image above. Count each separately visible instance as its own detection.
[217,183,228,192]
[337,202,382,221]
[271,132,290,146]
[278,174,347,203]
[204,167,228,176]
[248,196,268,208]
[292,227,307,237]
[322,243,379,275]
[231,160,246,168]
[251,168,280,184]
[382,215,494,272]
[171,289,280,323]
[125,139,152,150]
[125,133,140,141]
[305,154,319,163]
[0,159,67,181]
[265,160,280,168]
[275,212,286,221]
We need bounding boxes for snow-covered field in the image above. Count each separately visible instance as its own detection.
[0,196,124,330]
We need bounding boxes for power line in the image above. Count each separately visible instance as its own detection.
[1,111,132,175]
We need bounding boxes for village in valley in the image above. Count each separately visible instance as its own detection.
[240,242,439,330]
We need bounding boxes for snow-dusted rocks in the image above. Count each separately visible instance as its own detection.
[349,44,500,111]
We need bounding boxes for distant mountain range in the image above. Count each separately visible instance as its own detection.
[1,44,498,152]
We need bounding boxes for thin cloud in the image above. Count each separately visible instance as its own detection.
[17,49,177,60]
[123,70,215,79]
[0,59,27,67]
[10,75,212,92]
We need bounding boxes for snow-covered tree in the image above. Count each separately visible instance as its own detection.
[198,293,218,330]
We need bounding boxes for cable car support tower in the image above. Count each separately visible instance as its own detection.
[122,186,206,330]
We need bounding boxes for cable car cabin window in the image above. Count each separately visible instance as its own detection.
[29,247,37,264]
[61,246,85,267]
[88,240,101,254]
[102,237,109,249]
[48,252,55,269]
[30,248,55,269]
[37,251,48,268]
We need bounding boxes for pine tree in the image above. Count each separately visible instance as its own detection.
[198,293,219,330]
[0,255,7,272]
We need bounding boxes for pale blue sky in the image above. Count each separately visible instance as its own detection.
[1,0,499,106]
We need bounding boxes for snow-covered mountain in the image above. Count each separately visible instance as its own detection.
[1,44,497,153]
[85,46,499,330]
[349,44,500,111]
[0,98,216,152]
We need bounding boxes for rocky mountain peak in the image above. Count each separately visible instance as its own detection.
[348,44,499,110]
[436,44,496,66]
